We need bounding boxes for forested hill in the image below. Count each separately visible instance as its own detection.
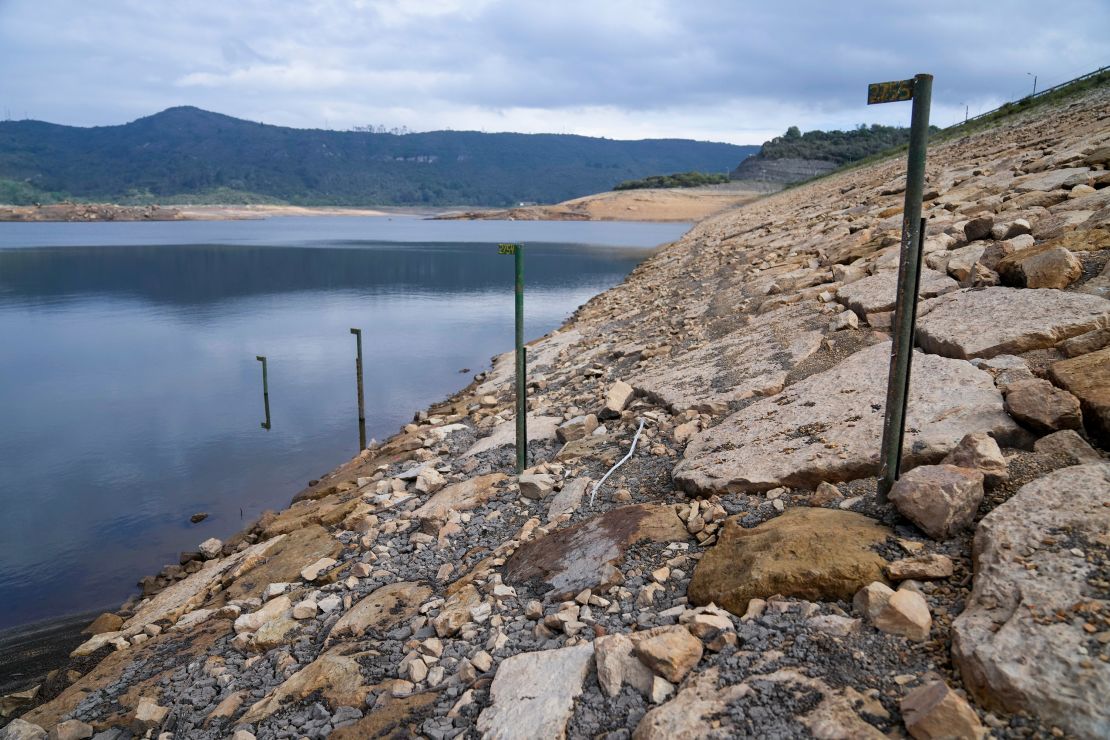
[0,107,758,206]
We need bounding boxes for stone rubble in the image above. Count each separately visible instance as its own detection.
[4,84,1109,740]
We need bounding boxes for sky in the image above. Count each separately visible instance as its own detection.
[1,0,1107,145]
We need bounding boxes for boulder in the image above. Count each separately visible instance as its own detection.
[1032,429,1103,464]
[1050,346,1110,445]
[595,633,655,698]
[963,216,994,241]
[853,581,895,622]
[518,473,557,499]
[1059,327,1110,357]
[241,648,371,723]
[411,473,508,524]
[674,342,1019,494]
[631,303,825,413]
[223,526,338,601]
[82,612,123,635]
[1004,379,1083,433]
[556,414,598,443]
[946,243,987,284]
[997,244,1083,289]
[327,581,432,641]
[131,697,168,733]
[951,464,1110,739]
[0,720,46,740]
[688,508,891,616]
[1012,167,1090,193]
[462,415,561,457]
[901,681,986,740]
[234,595,291,634]
[915,287,1110,359]
[888,464,985,540]
[476,643,594,740]
[197,537,223,560]
[836,269,957,320]
[601,380,635,419]
[941,432,1008,484]
[547,477,590,521]
[504,504,691,600]
[872,588,932,641]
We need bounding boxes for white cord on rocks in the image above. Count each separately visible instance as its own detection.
[589,417,645,507]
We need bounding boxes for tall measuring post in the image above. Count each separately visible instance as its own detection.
[256,355,271,430]
[350,328,367,450]
[499,242,527,472]
[871,73,933,501]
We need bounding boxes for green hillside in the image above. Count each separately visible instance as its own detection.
[0,107,757,207]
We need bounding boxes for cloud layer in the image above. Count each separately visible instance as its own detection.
[1,0,1106,143]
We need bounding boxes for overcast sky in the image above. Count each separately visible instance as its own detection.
[1,1,1106,144]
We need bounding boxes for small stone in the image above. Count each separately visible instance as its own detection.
[1033,429,1103,463]
[292,600,318,620]
[829,309,859,332]
[471,650,494,672]
[941,432,1008,484]
[264,582,288,600]
[742,598,767,621]
[524,600,544,620]
[633,625,704,683]
[888,464,985,540]
[886,554,954,581]
[406,658,428,683]
[518,473,557,500]
[602,381,635,419]
[805,614,862,637]
[901,680,986,740]
[317,594,341,612]
[810,481,843,506]
[873,588,932,641]
[300,557,338,582]
[231,731,256,740]
[650,675,676,704]
[189,512,208,523]
[415,467,447,495]
[1004,379,1083,433]
[1,720,46,740]
[853,581,895,622]
[556,414,599,443]
[350,562,372,578]
[131,697,169,733]
[390,679,415,697]
[47,719,93,740]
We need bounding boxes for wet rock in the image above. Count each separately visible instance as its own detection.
[941,431,1008,484]
[888,464,985,540]
[998,244,1083,289]
[675,342,1018,493]
[634,626,704,683]
[82,612,123,635]
[595,633,655,698]
[556,414,598,443]
[1004,378,1083,433]
[632,303,825,413]
[1032,429,1103,463]
[916,287,1110,359]
[601,380,635,419]
[901,681,986,740]
[189,512,208,523]
[689,508,891,616]
[1050,346,1110,445]
[505,504,690,600]
[411,473,507,524]
[952,463,1110,738]
[873,588,932,641]
[476,643,594,740]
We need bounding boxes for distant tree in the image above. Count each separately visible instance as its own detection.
[784,126,802,139]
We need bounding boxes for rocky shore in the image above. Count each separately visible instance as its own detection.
[3,86,1109,740]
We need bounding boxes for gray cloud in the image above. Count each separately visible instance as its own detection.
[0,0,1106,144]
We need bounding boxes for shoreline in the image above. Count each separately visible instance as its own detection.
[0,203,452,223]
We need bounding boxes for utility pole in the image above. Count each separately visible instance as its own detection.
[350,328,366,450]
[499,242,527,472]
[867,74,933,502]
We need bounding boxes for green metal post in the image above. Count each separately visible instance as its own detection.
[350,328,366,450]
[256,355,271,430]
[514,244,527,473]
[877,73,932,502]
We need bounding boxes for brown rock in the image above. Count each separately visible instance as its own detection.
[688,508,891,616]
[632,625,704,683]
[594,633,655,698]
[886,554,954,580]
[1032,429,1103,463]
[505,504,691,600]
[964,216,994,242]
[873,588,931,641]
[241,648,371,723]
[1059,327,1110,358]
[130,697,168,733]
[941,432,1008,484]
[853,581,895,621]
[901,681,986,740]
[411,473,507,524]
[601,380,635,419]
[432,583,481,638]
[224,525,340,601]
[1004,378,1083,433]
[1050,346,1110,445]
[998,244,1083,289]
[46,719,93,740]
[328,581,432,642]
[330,692,438,740]
[82,612,123,635]
[889,464,985,540]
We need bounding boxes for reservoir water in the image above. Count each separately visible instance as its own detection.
[0,216,687,630]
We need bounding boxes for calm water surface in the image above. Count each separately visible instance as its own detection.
[0,216,687,629]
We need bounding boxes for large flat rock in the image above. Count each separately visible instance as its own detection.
[631,303,826,413]
[1050,346,1110,445]
[462,416,561,457]
[326,581,432,642]
[915,287,1110,359]
[951,463,1110,739]
[224,525,340,601]
[410,473,508,523]
[476,643,594,740]
[689,508,891,616]
[674,342,1021,494]
[504,504,691,600]
[836,268,958,318]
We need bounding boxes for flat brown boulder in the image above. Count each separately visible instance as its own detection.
[688,508,891,616]
[997,243,1083,289]
[410,473,508,524]
[915,287,1110,359]
[326,581,432,642]
[504,504,691,600]
[241,647,372,723]
[631,303,825,413]
[1050,346,1110,445]
[223,525,340,602]
[674,342,1020,494]
[836,268,958,319]
[951,463,1110,739]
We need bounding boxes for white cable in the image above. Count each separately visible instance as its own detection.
[589,418,645,507]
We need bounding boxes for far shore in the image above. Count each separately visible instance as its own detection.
[0,203,455,223]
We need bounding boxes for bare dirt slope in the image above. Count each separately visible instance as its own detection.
[5,87,1110,740]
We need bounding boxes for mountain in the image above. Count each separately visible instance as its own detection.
[0,107,758,207]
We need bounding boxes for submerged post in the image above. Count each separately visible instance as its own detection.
[256,355,271,430]
[350,328,366,450]
[499,242,527,472]
[872,73,933,501]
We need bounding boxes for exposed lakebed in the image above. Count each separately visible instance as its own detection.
[0,216,686,630]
